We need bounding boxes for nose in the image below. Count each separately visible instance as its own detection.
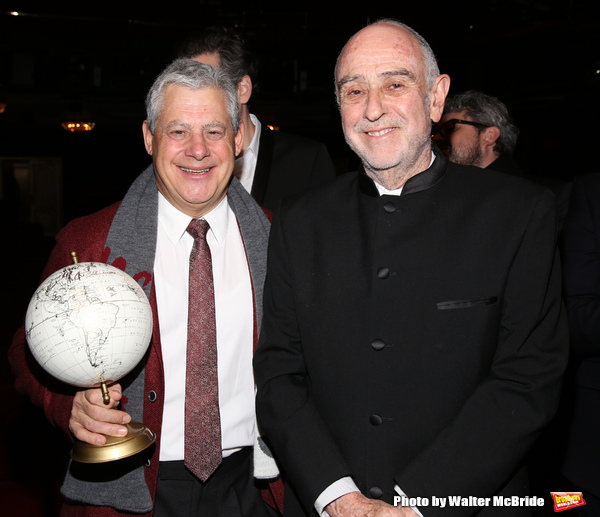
[364,89,387,121]
[186,133,209,160]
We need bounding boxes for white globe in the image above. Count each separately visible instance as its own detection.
[25,262,153,388]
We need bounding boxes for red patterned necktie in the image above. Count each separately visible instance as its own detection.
[184,218,221,481]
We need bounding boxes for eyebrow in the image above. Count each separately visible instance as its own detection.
[337,68,417,89]
[164,121,193,132]
[203,121,228,131]
[163,120,228,132]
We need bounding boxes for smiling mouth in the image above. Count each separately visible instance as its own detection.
[366,128,396,137]
[180,166,211,174]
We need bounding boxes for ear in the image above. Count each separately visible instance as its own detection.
[234,119,245,157]
[237,75,253,105]
[429,74,451,123]
[142,121,153,155]
[482,126,501,148]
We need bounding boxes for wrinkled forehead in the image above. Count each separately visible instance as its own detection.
[337,24,425,84]
[159,84,230,122]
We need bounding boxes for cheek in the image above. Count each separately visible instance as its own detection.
[447,130,463,145]
[341,104,360,124]
[341,116,360,139]
[218,142,236,164]
[156,138,174,156]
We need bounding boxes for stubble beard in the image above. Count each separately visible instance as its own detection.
[447,140,484,168]
[347,94,435,190]
[349,129,432,191]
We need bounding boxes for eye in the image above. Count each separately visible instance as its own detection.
[385,81,405,94]
[168,129,188,140]
[206,129,225,140]
[341,85,365,103]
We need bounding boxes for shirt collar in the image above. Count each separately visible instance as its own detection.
[373,151,437,197]
[233,113,261,185]
[245,113,261,158]
[158,192,230,245]
[361,148,447,198]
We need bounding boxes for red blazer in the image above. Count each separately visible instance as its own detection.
[9,201,283,516]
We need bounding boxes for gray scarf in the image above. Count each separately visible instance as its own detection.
[61,165,277,513]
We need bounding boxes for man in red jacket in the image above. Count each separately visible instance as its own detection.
[10,58,282,516]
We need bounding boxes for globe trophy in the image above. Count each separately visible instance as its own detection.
[25,251,155,463]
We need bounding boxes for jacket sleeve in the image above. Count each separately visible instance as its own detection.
[254,209,353,513]
[562,174,600,356]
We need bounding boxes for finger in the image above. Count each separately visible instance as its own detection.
[84,385,123,409]
[106,383,124,402]
[98,383,125,407]
[84,403,131,425]
[70,418,129,445]
[70,390,131,445]
[69,407,131,444]
[74,390,131,425]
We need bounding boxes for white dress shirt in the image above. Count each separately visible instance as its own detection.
[154,192,255,461]
[234,113,262,194]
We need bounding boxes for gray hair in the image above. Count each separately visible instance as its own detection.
[145,58,240,134]
[334,18,441,103]
[444,90,519,156]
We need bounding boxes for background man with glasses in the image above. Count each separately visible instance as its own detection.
[434,89,571,229]
[433,90,522,174]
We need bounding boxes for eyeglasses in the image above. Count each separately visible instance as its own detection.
[432,119,490,138]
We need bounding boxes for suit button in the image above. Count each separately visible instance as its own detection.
[370,414,383,426]
[377,267,389,279]
[145,458,151,468]
[371,338,385,351]
[148,390,157,402]
[383,202,396,213]
[370,486,383,498]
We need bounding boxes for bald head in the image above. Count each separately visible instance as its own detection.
[334,19,450,190]
[335,20,440,98]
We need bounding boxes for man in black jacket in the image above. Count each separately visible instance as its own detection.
[561,173,600,516]
[254,18,568,517]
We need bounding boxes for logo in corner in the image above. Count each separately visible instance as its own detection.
[550,492,586,512]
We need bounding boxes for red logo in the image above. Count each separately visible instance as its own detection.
[550,492,586,512]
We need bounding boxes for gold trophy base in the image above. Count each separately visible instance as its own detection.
[70,422,156,463]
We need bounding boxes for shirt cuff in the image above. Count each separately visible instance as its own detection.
[395,485,425,517]
[315,477,360,516]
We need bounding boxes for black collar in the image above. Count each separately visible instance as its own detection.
[358,149,448,198]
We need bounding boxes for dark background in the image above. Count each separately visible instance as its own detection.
[1,2,599,220]
[1,2,598,515]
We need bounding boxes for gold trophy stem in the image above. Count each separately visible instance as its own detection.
[100,381,111,404]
